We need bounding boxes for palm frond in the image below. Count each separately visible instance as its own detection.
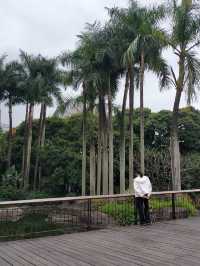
[123,35,140,66]
[184,51,200,104]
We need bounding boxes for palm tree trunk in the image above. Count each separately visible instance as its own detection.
[140,50,145,175]
[34,103,44,190]
[90,143,96,195]
[21,102,29,185]
[129,66,134,193]
[24,103,34,190]
[108,76,113,195]
[171,90,182,190]
[102,96,108,195]
[97,95,102,195]
[82,84,87,196]
[7,96,13,168]
[171,56,185,190]
[33,103,44,190]
[38,103,46,190]
[119,72,129,194]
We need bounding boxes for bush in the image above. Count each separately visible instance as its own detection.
[0,187,51,201]
[101,201,135,225]
[0,186,26,201]
[25,191,50,199]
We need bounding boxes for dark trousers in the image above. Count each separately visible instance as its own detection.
[135,197,150,225]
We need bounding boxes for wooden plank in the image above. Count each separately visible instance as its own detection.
[0,255,12,266]
[0,245,33,266]
[20,239,91,266]
[0,217,199,265]
[9,242,56,266]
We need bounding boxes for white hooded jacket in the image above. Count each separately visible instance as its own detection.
[133,176,152,198]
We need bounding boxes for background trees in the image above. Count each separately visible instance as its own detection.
[0,0,200,198]
[0,107,200,200]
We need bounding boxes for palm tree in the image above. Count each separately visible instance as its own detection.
[0,59,24,169]
[125,4,168,177]
[160,0,200,190]
[108,2,141,193]
[60,44,98,196]
[33,56,62,190]
[20,51,50,189]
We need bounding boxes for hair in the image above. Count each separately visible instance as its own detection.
[136,170,143,177]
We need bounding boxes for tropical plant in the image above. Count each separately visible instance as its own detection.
[158,0,200,189]
[124,3,169,177]
[0,59,24,168]
[32,56,62,190]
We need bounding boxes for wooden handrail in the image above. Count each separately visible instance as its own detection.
[0,189,200,207]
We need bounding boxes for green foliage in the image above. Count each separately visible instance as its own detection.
[150,196,197,216]
[1,166,21,187]
[0,131,7,177]
[0,214,64,240]
[0,186,26,201]
[101,196,197,225]
[101,201,135,225]
[1,106,200,199]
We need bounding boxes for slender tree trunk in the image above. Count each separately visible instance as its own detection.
[24,103,34,190]
[21,102,29,186]
[82,84,87,196]
[90,143,96,195]
[0,102,2,129]
[140,50,145,175]
[129,66,134,193]
[119,72,129,194]
[38,103,46,190]
[7,96,13,168]
[102,96,108,195]
[34,103,44,190]
[108,76,113,195]
[97,95,102,195]
[171,55,185,190]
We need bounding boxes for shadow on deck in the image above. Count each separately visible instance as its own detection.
[0,216,200,266]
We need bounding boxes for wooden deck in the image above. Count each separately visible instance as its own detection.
[0,217,200,266]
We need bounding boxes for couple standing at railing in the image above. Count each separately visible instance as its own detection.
[134,171,152,225]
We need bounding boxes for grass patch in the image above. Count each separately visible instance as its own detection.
[150,196,197,216]
[101,196,198,225]
[101,202,135,225]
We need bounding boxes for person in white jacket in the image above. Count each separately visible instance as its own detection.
[133,171,152,225]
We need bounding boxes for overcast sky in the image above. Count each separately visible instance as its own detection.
[0,0,199,127]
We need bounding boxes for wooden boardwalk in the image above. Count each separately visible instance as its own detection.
[0,217,200,266]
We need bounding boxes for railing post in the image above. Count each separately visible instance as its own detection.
[134,196,138,225]
[171,193,176,219]
[87,198,92,229]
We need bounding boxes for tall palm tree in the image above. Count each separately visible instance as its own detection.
[125,4,168,176]
[0,59,24,169]
[60,43,98,195]
[159,0,200,189]
[20,51,49,189]
[33,56,62,190]
[108,2,141,193]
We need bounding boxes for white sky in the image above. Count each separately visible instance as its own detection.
[0,0,199,127]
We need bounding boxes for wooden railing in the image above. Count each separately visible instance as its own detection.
[1,189,200,207]
[0,189,199,241]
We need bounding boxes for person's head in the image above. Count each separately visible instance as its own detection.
[136,170,143,177]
